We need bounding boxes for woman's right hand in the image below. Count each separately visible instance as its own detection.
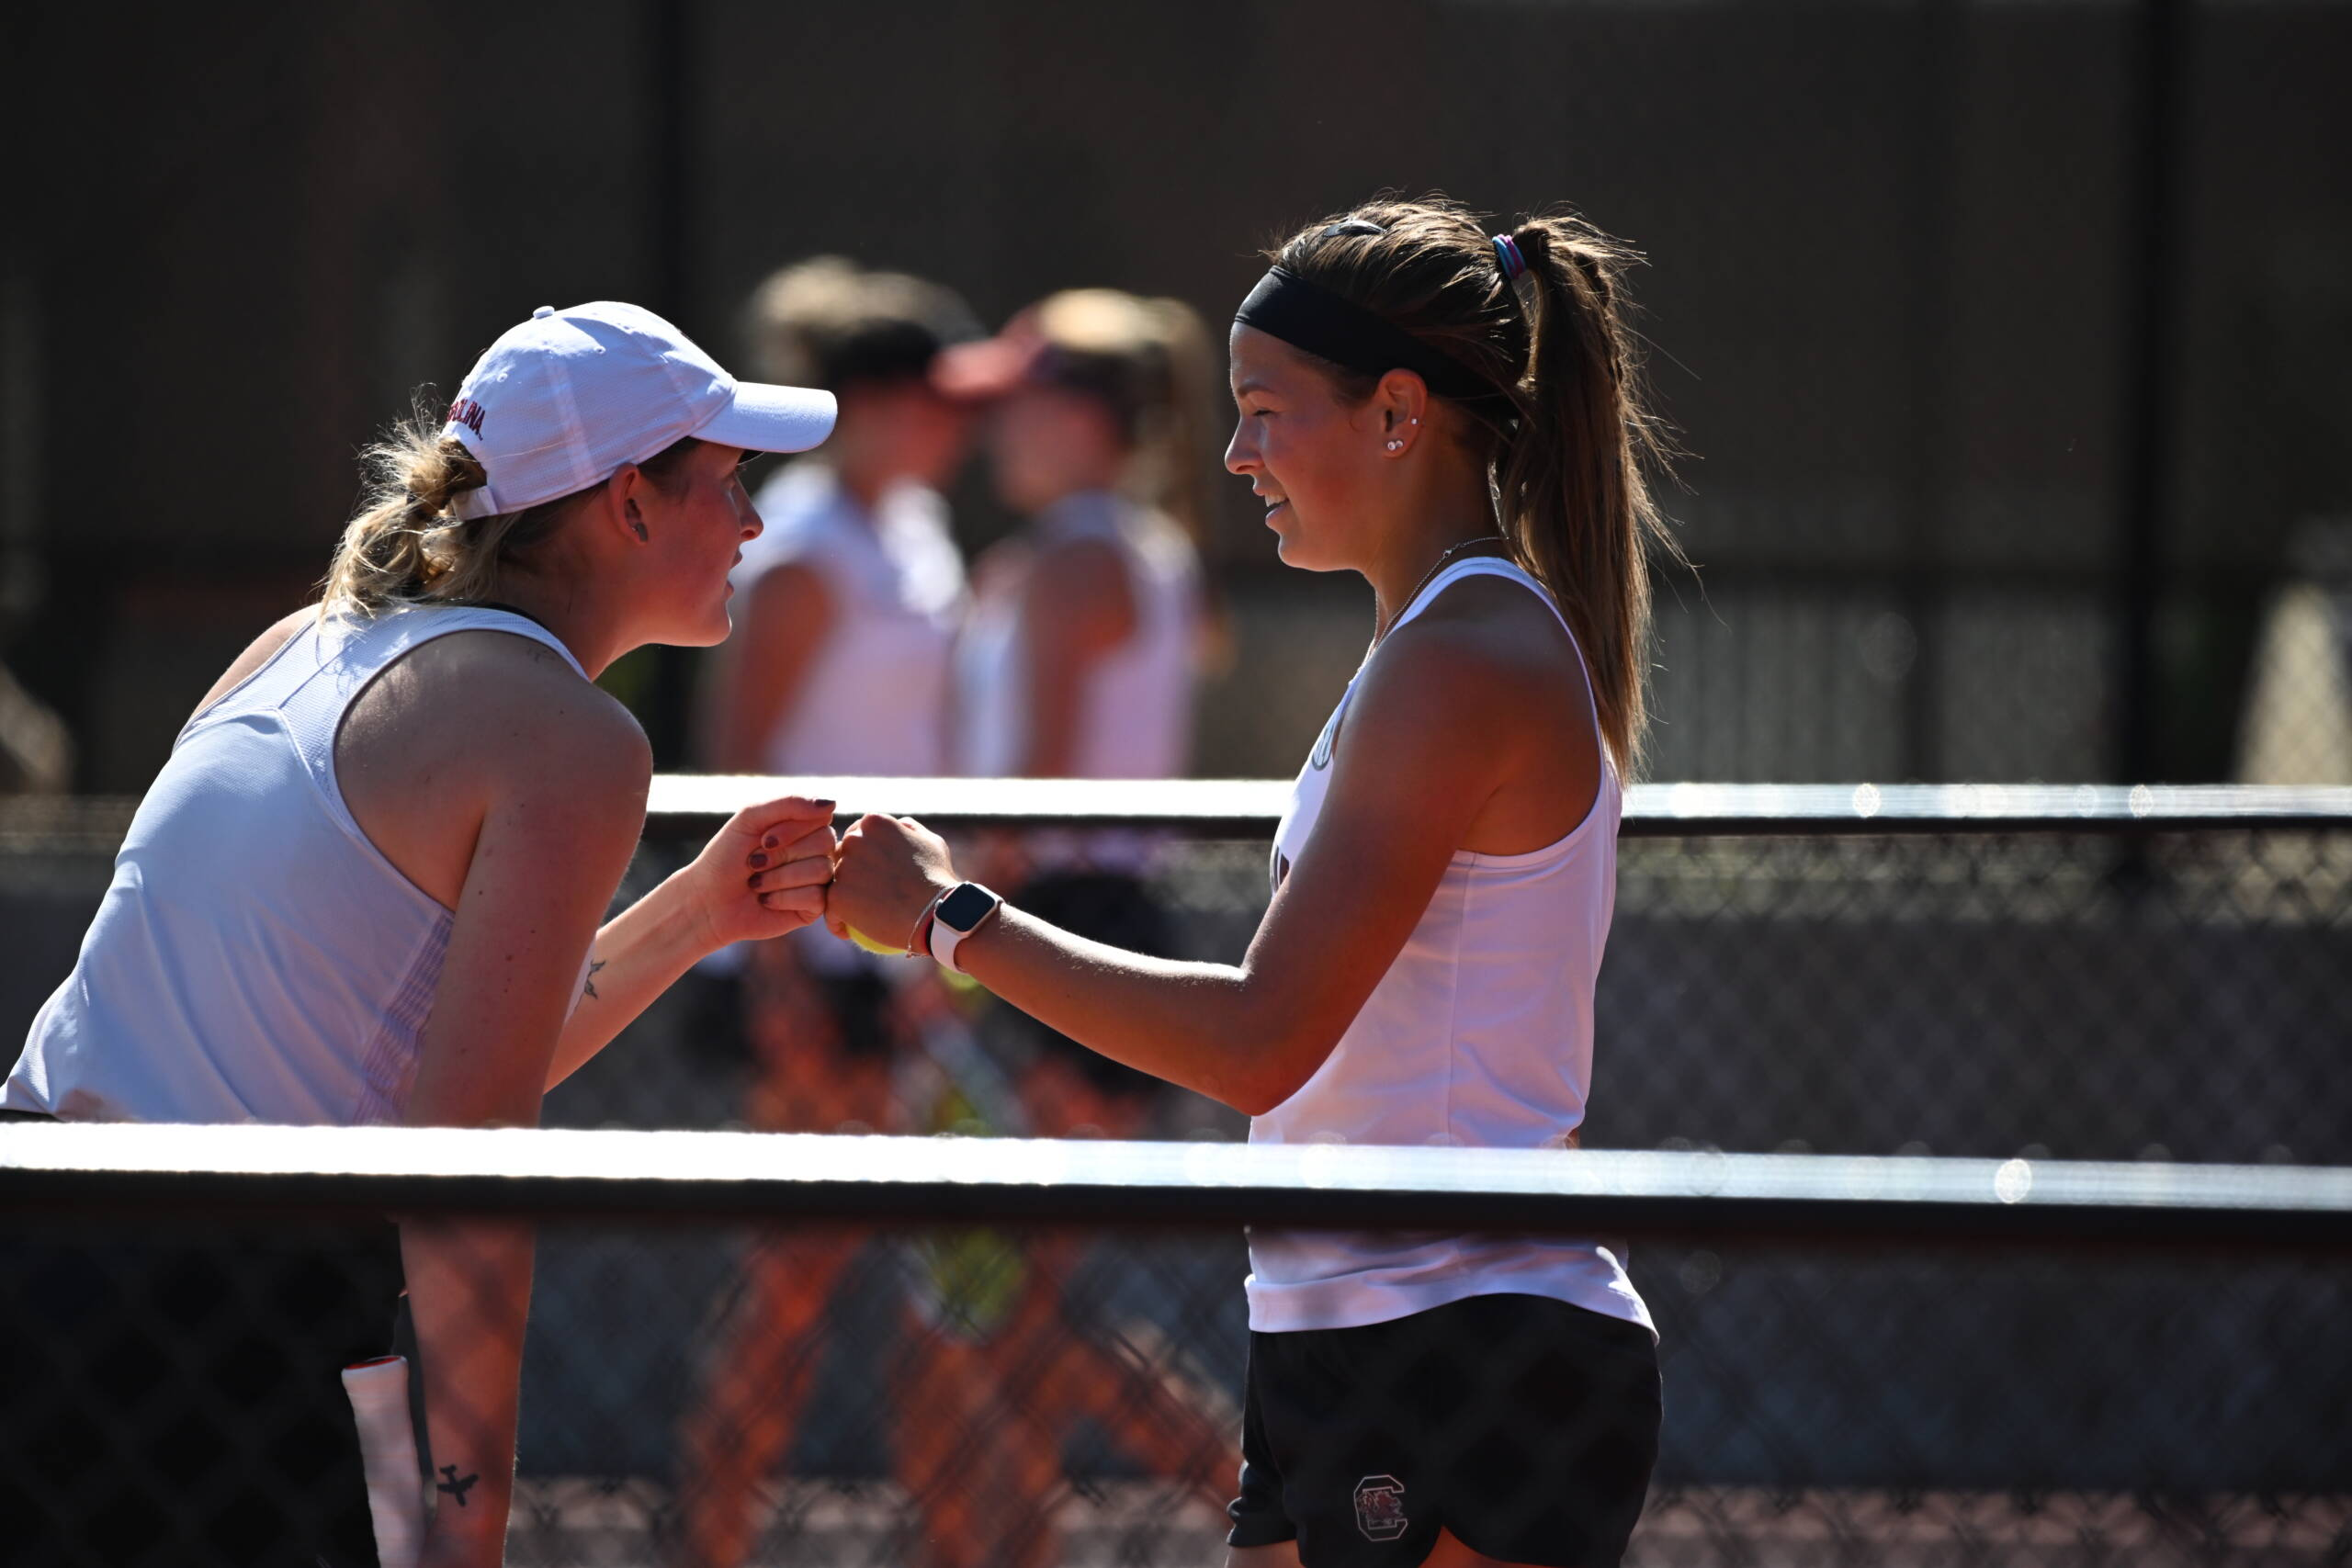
[828,813,960,952]
[676,794,841,952]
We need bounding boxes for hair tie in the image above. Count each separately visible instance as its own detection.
[1491,233,1529,284]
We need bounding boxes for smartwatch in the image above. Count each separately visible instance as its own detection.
[925,882,1002,975]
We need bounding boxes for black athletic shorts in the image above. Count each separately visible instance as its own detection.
[0,1215,404,1567]
[1227,1292,1662,1568]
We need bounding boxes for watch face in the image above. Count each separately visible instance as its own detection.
[936,883,997,933]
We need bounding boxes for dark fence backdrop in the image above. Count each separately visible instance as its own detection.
[8,0,2352,791]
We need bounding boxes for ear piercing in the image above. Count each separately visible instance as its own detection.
[1385,439,1403,451]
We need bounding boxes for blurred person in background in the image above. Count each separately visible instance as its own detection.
[941,287,1211,785]
[699,255,978,779]
[936,287,1215,1127]
[830,197,1678,1568]
[0,301,840,1568]
[823,288,1234,1568]
[676,256,981,1568]
[686,253,980,1134]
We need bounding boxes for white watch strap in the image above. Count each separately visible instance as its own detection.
[926,885,1001,976]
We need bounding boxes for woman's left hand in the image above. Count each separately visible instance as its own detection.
[678,795,841,951]
[828,814,959,953]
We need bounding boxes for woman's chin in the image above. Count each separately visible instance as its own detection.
[1270,528,1334,573]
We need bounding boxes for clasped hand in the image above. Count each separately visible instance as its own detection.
[825,814,961,954]
[681,797,960,958]
[671,795,841,951]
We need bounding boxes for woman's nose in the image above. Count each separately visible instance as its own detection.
[1224,426,1254,475]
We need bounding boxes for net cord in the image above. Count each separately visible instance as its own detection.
[4,1124,2347,1247]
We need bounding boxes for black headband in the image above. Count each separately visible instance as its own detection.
[1234,266,1494,404]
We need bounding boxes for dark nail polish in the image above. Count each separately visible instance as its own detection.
[763,836,779,849]
[750,852,768,867]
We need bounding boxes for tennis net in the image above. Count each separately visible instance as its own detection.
[3,1127,2346,1566]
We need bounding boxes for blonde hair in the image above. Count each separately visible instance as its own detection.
[318,402,698,617]
[1024,288,1219,549]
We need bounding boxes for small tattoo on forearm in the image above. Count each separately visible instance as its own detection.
[583,959,606,1000]
[436,1463,480,1506]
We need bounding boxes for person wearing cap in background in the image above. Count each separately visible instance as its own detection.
[825,290,1237,1568]
[931,288,1220,1124]
[0,301,842,1568]
[676,257,982,1568]
[699,256,979,779]
[941,288,1214,789]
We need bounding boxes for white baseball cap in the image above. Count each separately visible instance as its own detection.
[440,300,837,521]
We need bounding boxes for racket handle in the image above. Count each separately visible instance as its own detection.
[344,1355,425,1568]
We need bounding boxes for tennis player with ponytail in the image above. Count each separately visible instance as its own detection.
[829,197,1680,1568]
[2,302,842,1568]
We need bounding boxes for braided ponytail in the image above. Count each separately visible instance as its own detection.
[320,400,702,617]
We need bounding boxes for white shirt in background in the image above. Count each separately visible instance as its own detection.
[738,462,966,778]
[953,490,1200,780]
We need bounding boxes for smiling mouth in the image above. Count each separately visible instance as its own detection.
[1262,500,1290,525]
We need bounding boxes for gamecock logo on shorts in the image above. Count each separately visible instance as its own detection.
[1353,1474,1408,1541]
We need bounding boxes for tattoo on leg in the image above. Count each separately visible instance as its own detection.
[583,959,606,1001]
[435,1463,480,1506]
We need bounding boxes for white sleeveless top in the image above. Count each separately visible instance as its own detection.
[2,604,585,1126]
[739,463,966,776]
[1246,558,1652,1337]
[953,491,1199,779]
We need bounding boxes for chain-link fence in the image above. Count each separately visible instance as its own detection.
[4,786,2348,1562]
[7,787,2349,1165]
[3,1132,2346,1567]
[523,784,2352,1168]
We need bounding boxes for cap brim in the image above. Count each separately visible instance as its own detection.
[931,334,1046,403]
[697,381,838,454]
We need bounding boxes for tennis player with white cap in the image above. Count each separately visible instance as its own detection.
[1,301,840,1567]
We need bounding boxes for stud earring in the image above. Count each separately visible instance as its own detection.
[1409,417,1420,425]
[1385,439,1403,451]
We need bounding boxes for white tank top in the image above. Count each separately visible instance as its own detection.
[2,604,585,1126]
[1246,558,1652,1337]
[738,463,966,776]
[953,491,1199,779]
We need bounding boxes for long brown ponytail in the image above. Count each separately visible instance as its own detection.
[1268,197,1684,775]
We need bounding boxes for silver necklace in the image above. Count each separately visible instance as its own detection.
[1378,534,1511,642]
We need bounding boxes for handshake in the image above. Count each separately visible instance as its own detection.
[694,794,967,961]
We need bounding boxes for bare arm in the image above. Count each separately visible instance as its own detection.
[543,794,840,1089]
[699,564,833,773]
[400,697,650,1566]
[1016,539,1134,776]
[829,618,1521,1113]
